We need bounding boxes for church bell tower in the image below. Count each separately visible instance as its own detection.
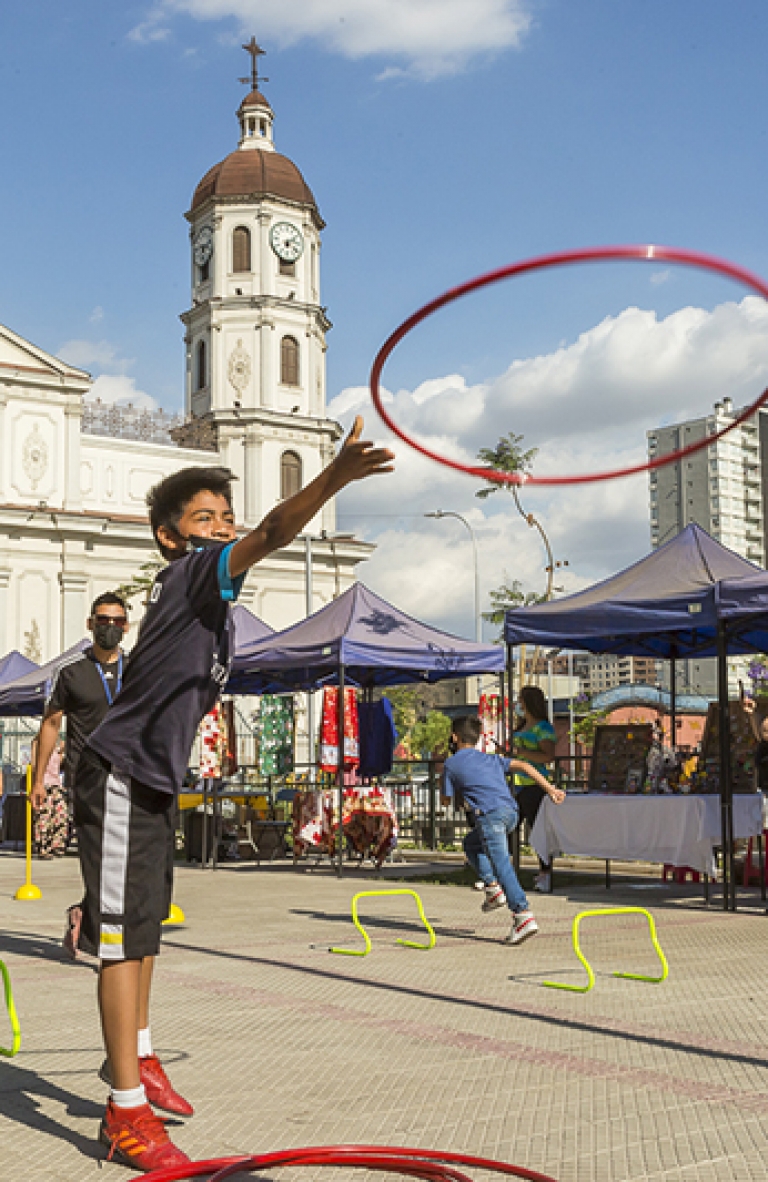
[180,40,340,532]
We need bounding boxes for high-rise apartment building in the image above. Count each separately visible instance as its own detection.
[648,397,764,563]
[647,397,764,695]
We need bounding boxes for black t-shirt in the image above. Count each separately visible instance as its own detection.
[87,542,242,795]
[46,647,126,785]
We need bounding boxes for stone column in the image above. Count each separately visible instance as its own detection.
[63,400,83,511]
[242,426,263,529]
[0,566,11,655]
[59,570,90,650]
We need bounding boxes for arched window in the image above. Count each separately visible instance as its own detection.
[196,340,207,391]
[281,451,302,500]
[232,226,251,273]
[280,335,300,386]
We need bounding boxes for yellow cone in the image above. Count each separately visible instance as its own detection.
[163,902,185,926]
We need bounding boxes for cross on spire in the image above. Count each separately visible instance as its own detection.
[240,37,267,91]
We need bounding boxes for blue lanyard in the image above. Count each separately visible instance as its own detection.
[96,653,123,706]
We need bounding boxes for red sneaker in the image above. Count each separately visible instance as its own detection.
[100,1099,190,1172]
[99,1055,194,1117]
[140,1054,195,1117]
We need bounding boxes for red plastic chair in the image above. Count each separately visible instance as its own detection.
[741,830,768,888]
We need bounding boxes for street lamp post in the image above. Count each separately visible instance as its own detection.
[425,510,482,702]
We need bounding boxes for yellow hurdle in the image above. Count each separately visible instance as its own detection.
[14,766,42,902]
[0,959,21,1057]
[543,906,669,994]
[330,888,436,957]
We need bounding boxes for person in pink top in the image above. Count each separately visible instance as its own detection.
[32,740,68,859]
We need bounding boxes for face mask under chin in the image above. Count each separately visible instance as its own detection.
[184,534,224,551]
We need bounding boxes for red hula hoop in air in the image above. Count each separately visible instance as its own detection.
[368,244,768,487]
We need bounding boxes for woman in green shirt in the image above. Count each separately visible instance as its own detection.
[513,685,556,892]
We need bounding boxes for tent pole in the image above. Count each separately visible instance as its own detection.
[498,672,505,752]
[506,644,514,755]
[716,623,733,911]
[336,665,345,878]
[669,646,677,751]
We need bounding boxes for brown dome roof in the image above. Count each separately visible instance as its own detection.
[238,88,272,111]
[191,149,321,221]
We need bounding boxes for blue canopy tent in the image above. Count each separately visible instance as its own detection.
[228,581,505,693]
[0,651,38,686]
[503,524,767,909]
[228,581,506,873]
[0,639,92,718]
[230,603,274,653]
[0,605,273,718]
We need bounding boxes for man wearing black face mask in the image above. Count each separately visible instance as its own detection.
[31,592,130,951]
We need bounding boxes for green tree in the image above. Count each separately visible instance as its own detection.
[411,710,452,759]
[482,573,545,640]
[382,686,420,755]
[115,557,165,613]
[475,432,557,601]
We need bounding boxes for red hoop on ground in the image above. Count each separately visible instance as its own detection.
[141,1144,560,1182]
[368,244,768,487]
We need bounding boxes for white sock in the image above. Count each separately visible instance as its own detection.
[137,1027,153,1058]
[111,1084,147,1109]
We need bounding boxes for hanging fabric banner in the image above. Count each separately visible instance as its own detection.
[319,686,360,772]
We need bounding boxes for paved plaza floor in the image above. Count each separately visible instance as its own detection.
[1,852,767,1182]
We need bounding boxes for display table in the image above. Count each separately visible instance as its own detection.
[530,793,766,877]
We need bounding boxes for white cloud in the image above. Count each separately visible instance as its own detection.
[131,0,533,76]
[57,337,159,410]
[88,374,159,411]
[89,305,105,324]
[57,339,127,371]
[332,296,768,635]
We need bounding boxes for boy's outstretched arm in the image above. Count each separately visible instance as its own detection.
[228,416,394,578]
[509,758,566,804]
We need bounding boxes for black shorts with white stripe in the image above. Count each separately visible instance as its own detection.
[73,747,175,961]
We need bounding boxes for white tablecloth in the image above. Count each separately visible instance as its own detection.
[530,794,766,875]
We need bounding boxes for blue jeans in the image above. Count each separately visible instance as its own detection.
[463,804,529,914]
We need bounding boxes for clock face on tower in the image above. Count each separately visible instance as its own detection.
[269,221,304,263]
[194,226,214,266]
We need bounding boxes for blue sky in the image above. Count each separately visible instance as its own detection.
[3,1,768,636]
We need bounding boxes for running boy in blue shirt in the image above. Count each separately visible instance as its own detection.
[74,417,393,1172]
[442,715,565,946]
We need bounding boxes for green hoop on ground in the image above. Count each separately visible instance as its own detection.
[543,906,669,994]
[0,959,21,1057]
[329,889,437,957]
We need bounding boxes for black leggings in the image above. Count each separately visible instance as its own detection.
[515,784,550,872]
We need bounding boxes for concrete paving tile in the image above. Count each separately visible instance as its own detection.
[2,856,768,1180]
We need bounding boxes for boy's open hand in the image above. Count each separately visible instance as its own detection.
[742,695,756,715]
[334,416,394,486]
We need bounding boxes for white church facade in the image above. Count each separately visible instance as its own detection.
[0,44,370,664]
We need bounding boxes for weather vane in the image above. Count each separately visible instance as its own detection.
[239,36,268,91]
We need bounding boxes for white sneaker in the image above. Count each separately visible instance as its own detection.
[505,910,539,945]
[481,884,507,912]
[472,879,486,892]
[534,872,551,893]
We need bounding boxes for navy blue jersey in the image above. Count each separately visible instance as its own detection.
[86,542,243,794]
